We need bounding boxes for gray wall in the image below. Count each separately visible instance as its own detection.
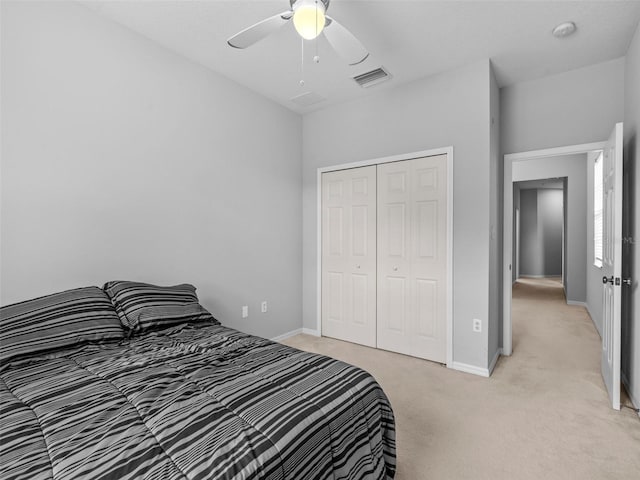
[501,58,625,155]
[519,190,538,276]
[518,189,564,277]
[622,20,640,412]
[488,65,502,366]
[501,49,636,404]
[512,155,587,303]
[501,57,625,350]
[303,60,493,370]
[0,1,303,339]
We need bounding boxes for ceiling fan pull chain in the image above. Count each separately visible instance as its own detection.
[299,37,305,86]
[314,0,320,63]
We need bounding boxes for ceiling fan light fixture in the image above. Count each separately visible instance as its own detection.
[293,0,326,40]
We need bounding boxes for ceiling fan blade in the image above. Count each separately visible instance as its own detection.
[323,16,369,66]
[228,11,293,49]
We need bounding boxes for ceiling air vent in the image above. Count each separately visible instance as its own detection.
[291,92,326,107]
[352,67,391,88]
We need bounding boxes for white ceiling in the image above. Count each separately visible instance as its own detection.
[80,0,640,114]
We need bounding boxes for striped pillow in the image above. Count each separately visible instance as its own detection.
[0,287,124,365]
[103,281,217,334]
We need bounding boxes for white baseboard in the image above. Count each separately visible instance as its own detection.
[451,361,490,378]
[566,300,587,307]
[452,347,502,378]
[519,274,561,278]
[488,348,502,375]
[621,370,640,418]
[270,328,302,342]
[271,327,321,342]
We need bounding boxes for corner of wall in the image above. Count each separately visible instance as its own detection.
[622,19,640,411]
[488,60,503,362]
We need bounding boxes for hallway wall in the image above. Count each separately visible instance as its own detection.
[519,188,564,277]
[512,155,587,304]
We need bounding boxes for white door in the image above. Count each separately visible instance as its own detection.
[601,122,623,410]
[377,155,448,362]
[321,166,377,347]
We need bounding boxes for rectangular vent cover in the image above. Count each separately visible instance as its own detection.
[291,91,327,107]
[353,67,391,88]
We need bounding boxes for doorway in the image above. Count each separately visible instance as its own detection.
[513,178,565,286]
[502,142,605,356]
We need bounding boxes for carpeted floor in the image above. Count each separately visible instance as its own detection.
[282,277,640,479]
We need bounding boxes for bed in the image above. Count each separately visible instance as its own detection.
[0,282,396,480]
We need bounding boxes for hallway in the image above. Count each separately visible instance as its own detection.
[510,276,634,413]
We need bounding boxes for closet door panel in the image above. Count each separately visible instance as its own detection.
[325,272,344,324]
[321,166,377,347]
[377,161,412,352]
[412,155,447,361]
[377,155,448,362]
[415,278,437,338]
[385,276,407,333]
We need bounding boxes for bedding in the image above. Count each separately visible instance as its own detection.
[103,281,215,333]
[0,321,396,480]
[0,286,123,365]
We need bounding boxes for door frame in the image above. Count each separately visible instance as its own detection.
[317,146,454,368]
[502,141,605,355]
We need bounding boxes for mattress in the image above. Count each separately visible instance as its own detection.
[0,323,396,479]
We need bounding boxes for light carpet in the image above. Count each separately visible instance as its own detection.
[281,277,640,479]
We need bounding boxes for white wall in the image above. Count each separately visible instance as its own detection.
[512,155,587,304]
[0,1,303,339]
[622,20,640,411]
[501,58,625,154]
[303,60,493,369]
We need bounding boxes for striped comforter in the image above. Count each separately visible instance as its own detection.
[0,323,396,480]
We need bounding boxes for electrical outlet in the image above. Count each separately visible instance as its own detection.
[242,306,248,318]
[261,301,268,313]
[473,318,482,333]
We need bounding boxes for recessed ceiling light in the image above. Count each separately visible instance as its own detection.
[552,22,577,38]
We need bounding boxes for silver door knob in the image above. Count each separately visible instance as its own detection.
[623,278,632,286]
[356,264,361,269]
[393,266,398,271]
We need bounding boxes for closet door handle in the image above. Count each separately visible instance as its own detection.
[356,264,361,269]
[393,266,398,271]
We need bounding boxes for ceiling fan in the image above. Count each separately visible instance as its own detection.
[227,0,369,66]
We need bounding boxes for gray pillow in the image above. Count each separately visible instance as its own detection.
[102,281,217,334]
[0,286,124,365]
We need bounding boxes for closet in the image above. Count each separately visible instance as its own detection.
[321,154,448,363]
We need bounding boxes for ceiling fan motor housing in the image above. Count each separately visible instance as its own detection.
[290,0,331,11]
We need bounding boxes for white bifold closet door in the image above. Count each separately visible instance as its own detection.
[321,166,377,347]
[377,155,448,362]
